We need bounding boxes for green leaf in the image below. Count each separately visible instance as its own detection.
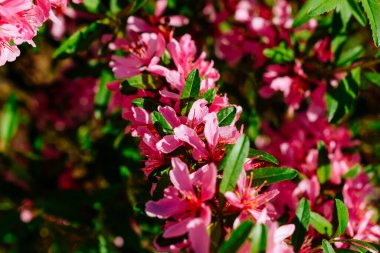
[310,212,333,237]
[217,107,237,127]
[248,149,279,165]
[263,41,294,64]
[0,94,19,147]
[293,0,320,27]
[250,224,267,253]
[130,0,146,13]
[346,0,367,26]
[317,141,331,184]
[54,21,108,59]
[217,221,253,253]
[339,0,353,26]
[361,0,380,46]
[336,46,364,66]
[342,164,361,179]
[249,167,298,186]
[333,199,349,237]
[219,135,250,193]
[326,67,361,123]
[180,69,201,115]
[364,71,380,88]
[83,0,102,13]
[151,111,174,136]
[201,88,216,104]
[335,249,360,253]
[123,74,156,90]
[333,239,380,252]
[308,0,342,16]
[131,98,157,111]
[322,240,336,253]
[292,198,311,251]
[95,69,114,118]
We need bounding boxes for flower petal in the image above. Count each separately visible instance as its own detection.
[187,218,210,253]
[170,158,193,193]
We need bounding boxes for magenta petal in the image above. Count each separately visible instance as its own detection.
[132,107,151,125]
[187,99,209,127]
[127,16,154,33]
[204,113,219,152]
[274,224,295,243]
[174,125,208,160]
[224,192,243,208]
[170,158,193,193]
[187,218,210,253]
[200,163,217,201]
[163,217,192,238]
[158,106,181,128]
[145,198,181,219]
[156,135,182,153]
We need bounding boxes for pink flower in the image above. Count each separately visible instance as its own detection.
[0,0,62,65]
[343,174,380,242]
[238,220,295,253]
[167,34,220,93]
[225,170,279,223]
[145,157,216,252]
[314,38,334,63]
[156,99,241,163]
[110,32,166,78]
[266,223,295,253]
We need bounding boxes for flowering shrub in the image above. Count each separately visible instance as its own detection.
[0,0,380,252]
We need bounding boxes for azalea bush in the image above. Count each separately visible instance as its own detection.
[0,0,380,252]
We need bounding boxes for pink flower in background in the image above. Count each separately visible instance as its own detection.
[146,158,216,252]
[33,76,96,131]
[343,174,380,242]
[259,61,310,111]
[258,112,359,185]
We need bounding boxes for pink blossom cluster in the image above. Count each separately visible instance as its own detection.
[204,0,380,247]
[107,4,295,252]
[0,0,82,66]
[105,0,380,252]
[205,0,338,113]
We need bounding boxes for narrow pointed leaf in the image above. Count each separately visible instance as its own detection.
[217,221,253,253]
[249,167,297,186]
[293,0,320,27]
[220,135,250,193]
[180,69,201,115]
[151,111,174,136]
[333,199,349,237]
[250,224,267,253]
[1,94,19,146]
[333,239,380,251]
[201,88,216,104]
[308,0,341,16]
[310,212,333,237]
[346,0,367,26]
[323,240,336,253]
[54,21,108,59]
[292,198,311,251]
[361,0,380,46]
[217,106,237,127]
[248,149,279,165]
